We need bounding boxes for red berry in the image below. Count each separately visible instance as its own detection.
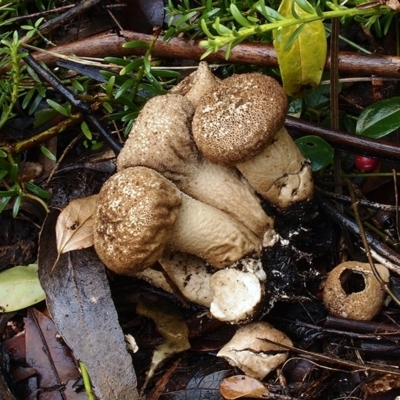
[354,155,379,173]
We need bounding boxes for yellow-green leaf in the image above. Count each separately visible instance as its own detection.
[273,0,327,97]
[0,264,46,312]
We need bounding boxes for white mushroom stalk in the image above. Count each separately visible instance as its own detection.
[116,93,274,239]
[136,252,267,323]
[192,72,314,208]
[93,166,262,273]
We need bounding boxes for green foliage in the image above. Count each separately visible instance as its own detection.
[0,263,46,312]
[295,135,334,171]
[273,0,327,96]
[356,97,400,139]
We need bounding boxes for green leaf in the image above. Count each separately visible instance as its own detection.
[12,194,22,218]
[294,0,316,14]
[150,69,181,78]
[0,264,46,312]
[25,182,51,199]
[356,97,400,139]
[295,135,334,171]
[273,0,327,97]
[284,23,305,50]
[230,4,252,27]
[0,196,11,214]
[105,75,116,98]
[40,145,56,161]
[46,99,71,117]
[81,120,92,140]
[122,40,149,49]
[0,149,7,158]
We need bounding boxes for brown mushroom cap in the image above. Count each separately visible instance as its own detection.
[192,73,288,166]
[323,261,390,320]
[94,166,182,275]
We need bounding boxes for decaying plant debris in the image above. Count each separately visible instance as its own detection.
[2,1,400,399]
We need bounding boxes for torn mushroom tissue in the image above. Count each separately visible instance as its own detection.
[93,62,314,323]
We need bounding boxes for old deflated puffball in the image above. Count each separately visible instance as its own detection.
[322,261,390,320]
[217,322,292,380]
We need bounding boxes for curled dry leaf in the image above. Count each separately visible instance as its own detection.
[219,375,268,399]
[56,194,97,254]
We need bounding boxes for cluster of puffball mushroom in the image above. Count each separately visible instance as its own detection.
[91,62,391,380]
[93,62,314,325]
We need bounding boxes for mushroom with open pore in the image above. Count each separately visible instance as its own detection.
[93,166,262,273]
[192,72,314,208]
[116,93,274,240]
[323,261,390,320]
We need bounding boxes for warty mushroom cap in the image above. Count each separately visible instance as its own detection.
[192,72,314,208]
[322,261,390,320]
[192,72,288,166]
[94,166,262,273]
[217,322,293,380]
[116,93,274,239]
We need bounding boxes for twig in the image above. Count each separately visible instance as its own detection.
[285,116,400,161]
[20,51,122,154]
[22,30,400,78]
[345,179,400,306]
[317,194,400,266]
[316,188,400,212]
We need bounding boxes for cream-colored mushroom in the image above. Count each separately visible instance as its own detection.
[217,322,293,380]
[169,61,220,108]
[323,261,390,320]
[116,93,273,239]
[93,166,261,273]
[192,72,314,208]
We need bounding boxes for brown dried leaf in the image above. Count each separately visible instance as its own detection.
[219,375,268,399]
[39,210,139,399]
[56,195,97,254]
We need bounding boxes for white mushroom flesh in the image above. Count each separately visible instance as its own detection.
[210,262,265,323]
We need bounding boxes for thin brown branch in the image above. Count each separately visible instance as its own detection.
[23,30,400,78]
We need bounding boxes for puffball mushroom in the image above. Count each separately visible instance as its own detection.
[192,72,314,208]
[217,322,293,380]
[116,93,273,240]
[93,166,262,273]
[169,61,220,108]
[323,261,390,320]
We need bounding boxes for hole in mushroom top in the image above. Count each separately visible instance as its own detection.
[339,269,366,294]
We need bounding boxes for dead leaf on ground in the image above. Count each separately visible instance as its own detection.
[25,308,86,400]
[39,210,139,400]
[219,375,268,399]
[137,296,191,393]
[55,194,97,255]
